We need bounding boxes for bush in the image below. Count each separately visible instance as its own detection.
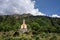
[50,35,57,40]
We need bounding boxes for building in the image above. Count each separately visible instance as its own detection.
[19,19,28,33]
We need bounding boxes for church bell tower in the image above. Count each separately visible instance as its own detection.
[21,19,27,29]
[20,19,28,33]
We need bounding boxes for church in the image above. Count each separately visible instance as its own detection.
[14,19,29,36]
[18,19,28,33]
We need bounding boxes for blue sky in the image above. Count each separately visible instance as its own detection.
[33,0,60,16]
[0,0,60,17]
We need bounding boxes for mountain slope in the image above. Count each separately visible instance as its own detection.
[0,14,60,33]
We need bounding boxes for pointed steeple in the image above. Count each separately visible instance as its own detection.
[23,19,25,24]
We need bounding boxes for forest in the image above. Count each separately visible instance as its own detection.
[0,14,60,40]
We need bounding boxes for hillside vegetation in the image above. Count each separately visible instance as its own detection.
[0,14,60,40]
[0,14,60,33]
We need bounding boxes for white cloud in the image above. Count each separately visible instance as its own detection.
[0,0,45,15]
[51,14,60,18]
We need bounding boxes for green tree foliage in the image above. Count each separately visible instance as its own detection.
[0,15,60,33]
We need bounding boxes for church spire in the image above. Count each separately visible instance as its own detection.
[23,19,25,24]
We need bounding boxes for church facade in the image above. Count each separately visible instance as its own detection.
[18,19,28,33]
